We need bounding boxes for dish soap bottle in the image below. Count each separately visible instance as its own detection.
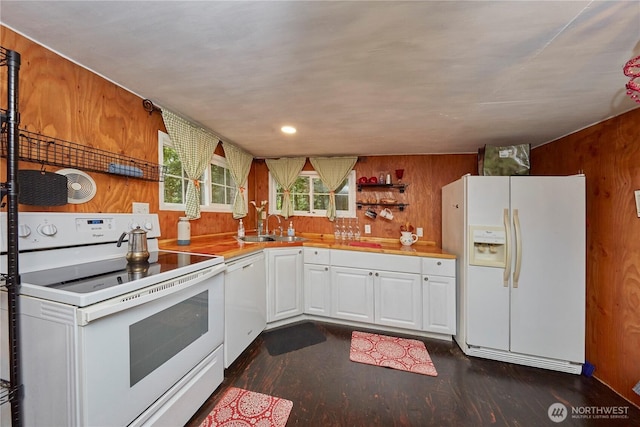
[287,221,295,237]
[237,219,245,238]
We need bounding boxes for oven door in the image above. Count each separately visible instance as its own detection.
[77,264,224,427]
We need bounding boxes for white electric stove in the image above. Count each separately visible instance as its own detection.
[0,212,226,427]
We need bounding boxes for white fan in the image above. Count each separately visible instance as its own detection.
[56,168,97,204]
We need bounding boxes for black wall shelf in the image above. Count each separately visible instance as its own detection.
[0,129,166,182]
[357,183,408,193]
[357,202,409,211]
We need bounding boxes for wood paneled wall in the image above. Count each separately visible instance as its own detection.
[253,155,476,243]
[0,26,242,238]
[1,26,163,214]
[532,107,640,407]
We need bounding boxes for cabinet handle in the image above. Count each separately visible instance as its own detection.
[369,272,373,276]
[314,251,318,255]
[299,250,302,254]
[437,261,441,266]
[324,267,328,271]
[424,277,429,281]
[375,272,379,277]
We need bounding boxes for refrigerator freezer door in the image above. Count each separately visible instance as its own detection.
[509,176,585,363]
[465,176,511,351]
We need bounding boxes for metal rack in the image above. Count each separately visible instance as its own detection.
[1,45,24,427]
[0,129,165,182]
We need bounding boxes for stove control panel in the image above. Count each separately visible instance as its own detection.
[0,212,161,253]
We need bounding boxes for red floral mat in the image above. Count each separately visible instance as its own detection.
[199,387,293,427]
[349,331,438,376]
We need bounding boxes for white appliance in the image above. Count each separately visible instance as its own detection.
[224,252,267,368]
[0,212,226,426]
[442,174,585,374]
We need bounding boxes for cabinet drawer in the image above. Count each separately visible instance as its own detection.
[303,247,331,265]
[422,257,455,276]
[331,249,421,274]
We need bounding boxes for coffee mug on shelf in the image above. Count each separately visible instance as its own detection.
[380,208,394,220]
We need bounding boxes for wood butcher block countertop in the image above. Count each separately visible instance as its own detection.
[159,232,456,261]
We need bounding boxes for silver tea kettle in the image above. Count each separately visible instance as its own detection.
[117,226,150,263]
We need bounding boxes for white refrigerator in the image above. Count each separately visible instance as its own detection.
[442,174,585,374]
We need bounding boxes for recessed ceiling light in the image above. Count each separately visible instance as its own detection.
[281,126,297,134]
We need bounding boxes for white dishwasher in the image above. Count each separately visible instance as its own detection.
[224,252,267,368]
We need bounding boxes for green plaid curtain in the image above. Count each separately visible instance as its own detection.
[162,110,219,219]
[222,142,253,219]
[265,157,306,219]
[310,156,357,221]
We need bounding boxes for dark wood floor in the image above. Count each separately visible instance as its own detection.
[186,321,640,426]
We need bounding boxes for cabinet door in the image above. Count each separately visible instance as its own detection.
[423,274,456,334]
[267,248,303,322]
[304,264,331,317]
[330,266,374,323]
[374,271,421,330]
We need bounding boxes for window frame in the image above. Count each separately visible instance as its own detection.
[268,170,357,218]
[158,130,246,212]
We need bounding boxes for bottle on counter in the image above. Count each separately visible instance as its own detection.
[237,219,245,238]
[177,217,191,246]
[287,221,295,237]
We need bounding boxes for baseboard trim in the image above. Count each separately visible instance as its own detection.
[466,346,583,375]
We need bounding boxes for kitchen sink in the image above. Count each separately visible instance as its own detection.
[238,235,276,243]
[274,236,307,243]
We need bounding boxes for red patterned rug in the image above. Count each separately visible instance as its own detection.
[349,331,438,376]
[199,387,293,427]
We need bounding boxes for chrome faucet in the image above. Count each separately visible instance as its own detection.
[266,214,283,236]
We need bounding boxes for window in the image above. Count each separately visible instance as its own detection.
[158,131,245,212]
[268,170,356,217]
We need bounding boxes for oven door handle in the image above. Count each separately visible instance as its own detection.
[78,263,227,325]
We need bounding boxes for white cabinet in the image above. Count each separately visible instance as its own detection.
[267,248,303,323]
[331,266,374,322]
[422,258,456,334]
[330,250,424,331]
[303,248,331,317]
[374,270,422,330]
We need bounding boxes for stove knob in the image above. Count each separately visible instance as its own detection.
[39,223,58,237]
[143,222,153,231]
[18,224,31,238]
[129,222,140,230]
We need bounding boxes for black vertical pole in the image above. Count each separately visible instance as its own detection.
[5,48,22,427]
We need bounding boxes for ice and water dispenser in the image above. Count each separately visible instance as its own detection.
[469,226,506,267]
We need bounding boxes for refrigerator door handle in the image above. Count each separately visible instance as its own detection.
[503,208,512,286]
[513,208,523,288]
